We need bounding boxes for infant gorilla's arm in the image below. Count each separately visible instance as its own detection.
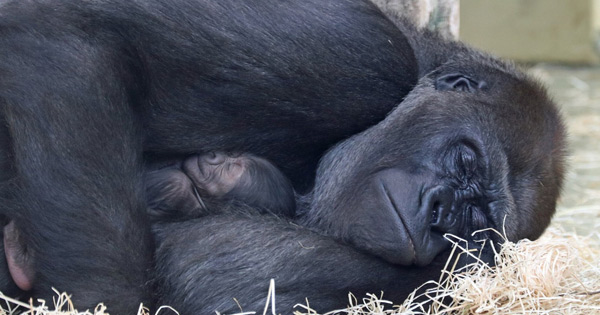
[145,152,296,222]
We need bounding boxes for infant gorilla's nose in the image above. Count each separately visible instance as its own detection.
[202,152,227,165]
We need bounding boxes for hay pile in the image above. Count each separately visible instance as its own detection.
[296,228,600,314]
[0,228,598,315]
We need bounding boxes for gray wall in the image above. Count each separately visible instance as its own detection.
[460,0,600,64]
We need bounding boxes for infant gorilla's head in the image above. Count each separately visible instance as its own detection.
[184,152,296,214]
[146,152,296,221]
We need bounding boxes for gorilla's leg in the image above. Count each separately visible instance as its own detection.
[153,215,447,314]
[0,39,152,311]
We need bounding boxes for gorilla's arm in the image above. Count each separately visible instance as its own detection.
[153,215,446,314]
[0,35,153,310]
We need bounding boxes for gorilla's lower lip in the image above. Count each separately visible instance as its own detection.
[379,180,417,265]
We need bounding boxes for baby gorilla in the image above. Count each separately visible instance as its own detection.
[145,152,296,221]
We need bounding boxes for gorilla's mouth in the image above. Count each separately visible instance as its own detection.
[379,180,418,265]
[369,169,451,266]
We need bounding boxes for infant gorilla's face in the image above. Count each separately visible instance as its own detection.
[183,152,248,197]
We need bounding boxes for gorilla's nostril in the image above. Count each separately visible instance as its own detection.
[430,202,440,224]
[426,187,455,232]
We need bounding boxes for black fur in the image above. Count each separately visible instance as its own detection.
[0,0,565,313]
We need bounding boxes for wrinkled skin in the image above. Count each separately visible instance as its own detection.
[0,0,565,313]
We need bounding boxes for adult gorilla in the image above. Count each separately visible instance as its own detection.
[0,0,564,313]
[154,61,566,313]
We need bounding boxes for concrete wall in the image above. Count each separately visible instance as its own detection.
[371,0,459,38]
[460,0,600,64]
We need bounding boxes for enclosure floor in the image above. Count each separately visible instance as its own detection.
[529,64,600,236]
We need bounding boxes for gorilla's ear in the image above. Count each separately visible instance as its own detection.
[435,73,486,92]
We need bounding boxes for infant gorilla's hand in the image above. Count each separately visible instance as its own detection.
[145,168,205,221]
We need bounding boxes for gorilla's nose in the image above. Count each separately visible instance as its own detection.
[427,187,458,234]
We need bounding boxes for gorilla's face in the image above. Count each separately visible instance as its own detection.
[306,69,566,266]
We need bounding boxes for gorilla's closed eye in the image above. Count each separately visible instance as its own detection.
[456,144,477,179]
[443,141,481,182]
[435,73,487,92]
